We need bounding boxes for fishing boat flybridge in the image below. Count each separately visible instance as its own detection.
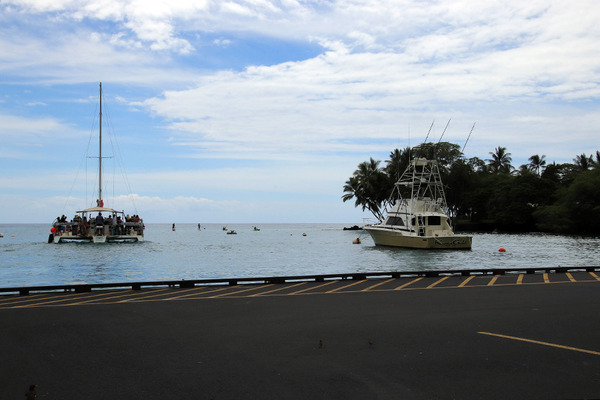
[49,83,144,244]
[363,157,472,249]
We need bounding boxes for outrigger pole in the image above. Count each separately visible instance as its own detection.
[462,122,476,153]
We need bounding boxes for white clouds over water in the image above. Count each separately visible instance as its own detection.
[1,0,600,222]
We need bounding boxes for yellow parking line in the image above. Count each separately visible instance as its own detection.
[478,332,600,356]
[250,282,307,296]
[394,277,423,290]
[589,272,600,281]
[11,291,115,308]
[0,293,44,305]
[327,280,364,293]
[68,289,152,305]
[543,273,550,283]
[427,276,450,289]
[288,281,337,295]
[487,275,499,286]
[362,278,396,292]
[458,275,475,287]
[516,274,524,285]
[209,284,272,298]
[117,287,179,303]
[161,286,229,301]
[565,272,576,282]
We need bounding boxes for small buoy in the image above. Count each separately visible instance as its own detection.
[302,233,307,236]
[352,237,361,244]
[50,227,56,233]
[499,248,506,252]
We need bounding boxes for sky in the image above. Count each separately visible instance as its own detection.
[1,0,599,224]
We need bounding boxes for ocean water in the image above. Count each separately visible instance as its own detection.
[0,223,599,288]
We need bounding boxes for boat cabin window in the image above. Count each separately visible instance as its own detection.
[427,216,441,226]
[385,217,404,226]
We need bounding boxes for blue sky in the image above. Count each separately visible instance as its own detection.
[1,0,599,223]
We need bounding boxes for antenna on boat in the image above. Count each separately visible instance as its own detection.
[462,122,476,153]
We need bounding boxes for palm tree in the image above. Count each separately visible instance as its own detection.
[487,146,513,174]
[528,154,546,175]
[384,147,410,182]
[573,153,593,171]
[591,150,600,169]
[342,158,389,221]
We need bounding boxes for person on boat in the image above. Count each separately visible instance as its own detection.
[95,213,104,235]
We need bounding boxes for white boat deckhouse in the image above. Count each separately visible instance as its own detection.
[363,157,472,249]
[49,83,144,244]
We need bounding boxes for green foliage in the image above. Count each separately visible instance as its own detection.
[343,143,600,233]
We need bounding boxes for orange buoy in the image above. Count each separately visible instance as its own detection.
[499,248,506,252]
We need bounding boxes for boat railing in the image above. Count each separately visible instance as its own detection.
[362,217,381,226]
[53,220,144,236]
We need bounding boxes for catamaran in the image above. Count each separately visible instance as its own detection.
[363,157,472,249]
[49,83,144,243]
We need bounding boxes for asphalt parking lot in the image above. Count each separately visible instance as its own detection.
[2,271,600,399]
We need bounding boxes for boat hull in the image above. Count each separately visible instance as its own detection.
[53,234,143,244]
[364,226,472,249]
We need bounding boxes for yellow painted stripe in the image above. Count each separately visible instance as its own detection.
[288,280,337,295]
[478,332,600,356]
[458,275,475,287]
[361,278,396,292]
[250,282,307,296]
[161,286,229,301]
[565,272,576,282]
[209,284,272,298]
[427,276,450,289]
[327,280,364,293]
[67,290,152,305]
[0,293,44,305]
[11,290,116,308]
[117,287,179,303]
[394,277,423,290]
[487,275,499,286]
[516,274,524,285]
[589,272,600,281]
[543,273,550,283]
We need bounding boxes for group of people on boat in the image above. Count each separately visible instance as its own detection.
[53,213,144,237]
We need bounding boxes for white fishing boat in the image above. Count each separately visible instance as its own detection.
[363,157,471,249]
[49,83,144,244]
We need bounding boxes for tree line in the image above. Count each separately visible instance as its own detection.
[343,142,600,234]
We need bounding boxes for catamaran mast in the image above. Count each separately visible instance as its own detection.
[99,82,103,205]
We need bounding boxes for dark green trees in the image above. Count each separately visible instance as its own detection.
[343,144,600,234]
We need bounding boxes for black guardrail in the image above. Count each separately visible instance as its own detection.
[1,266,598,296]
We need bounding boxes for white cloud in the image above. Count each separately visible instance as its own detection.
[2,0,600,223]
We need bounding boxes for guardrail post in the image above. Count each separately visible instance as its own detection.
[75,285,91,293]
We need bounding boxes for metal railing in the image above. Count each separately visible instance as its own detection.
[1,266,598,296]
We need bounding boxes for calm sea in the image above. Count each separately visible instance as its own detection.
[1,223,599,288]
